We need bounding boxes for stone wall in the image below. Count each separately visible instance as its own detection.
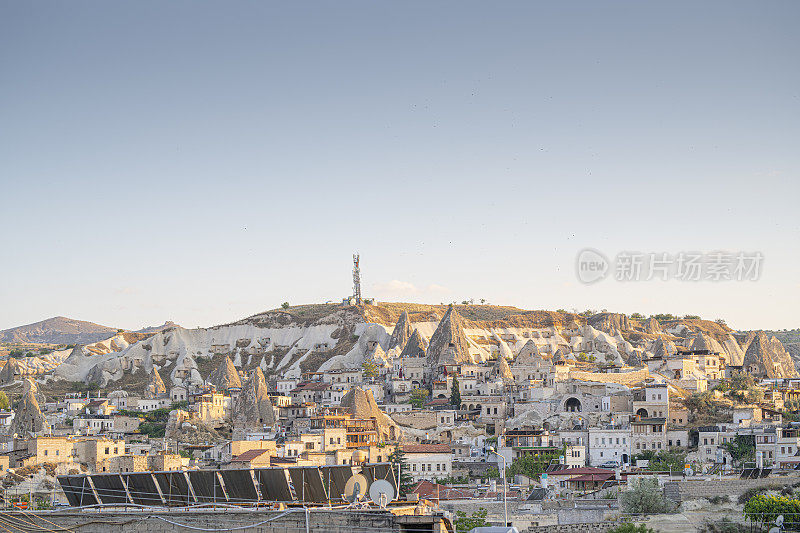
[675,475,800,501]
[568,368,649,385]
[17,507,445,533]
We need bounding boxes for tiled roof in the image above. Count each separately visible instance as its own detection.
[546,466,613,477]
[231,449,271,462]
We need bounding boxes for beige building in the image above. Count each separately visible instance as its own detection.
[148,452,186,471]
[74,438,125,470]
[27,436,75,465]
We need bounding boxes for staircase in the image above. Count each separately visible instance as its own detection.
[663,481,682,505]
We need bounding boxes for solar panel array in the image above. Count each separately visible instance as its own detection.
[57,463,398,507]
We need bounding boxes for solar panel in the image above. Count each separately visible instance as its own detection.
[154,471,193,506]
[90,474,128,504]
[220,469,259,502]
[255,468,294,502]
[124,473,164,506]
[188,470,227,503]
[289,466,328,503]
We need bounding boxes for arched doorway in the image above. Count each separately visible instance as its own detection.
[636,408,649,418]
[565,397,582,412]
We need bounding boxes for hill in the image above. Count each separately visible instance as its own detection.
[0,316,120,345]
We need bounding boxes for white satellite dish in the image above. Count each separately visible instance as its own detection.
[369,479,395,507]
[344,473,368,503]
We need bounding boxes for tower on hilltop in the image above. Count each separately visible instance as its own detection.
[352,253,362,305]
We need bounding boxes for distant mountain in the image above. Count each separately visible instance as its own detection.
[0,316,120,345]
[136,321,179,334]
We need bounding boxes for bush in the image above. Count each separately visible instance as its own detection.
[743,494,800,529]
[454,508,488,533]
[620,477,675,515]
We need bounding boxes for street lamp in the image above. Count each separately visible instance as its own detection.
[488,446,508,528]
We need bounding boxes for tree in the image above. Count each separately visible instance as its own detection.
[410,388,429,408]
[720,434,756,466]
[388,446,414,496]
[630,313,645,320]
[454,508,489,533]
[450,376,461,407]
[480,298,486,305]
[362,360,378,378]
[0,392,9,410]
[620,477,674,514]
[281,302,290,309]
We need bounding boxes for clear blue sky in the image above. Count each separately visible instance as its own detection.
[1,2,798,331]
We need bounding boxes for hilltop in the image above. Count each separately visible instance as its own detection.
[0,316,120,345]
[0,316,180,345]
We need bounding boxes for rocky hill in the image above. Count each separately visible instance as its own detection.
[0,316,120,345]
[2,303,796,398]
[0,316,178,345]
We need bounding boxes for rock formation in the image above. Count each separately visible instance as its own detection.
[144,369,167,399]
[743,331,797,379]
[340,387,400,441]
[689,331,725,353]
[234,368,276,431]
[11,380,49,436]
[208,356,241,391]
[588,313,631,335]
[425,305,476,366]
[400,329,428,358]
[514,340,542,365]
[494,356,514,382]
[650,337,677,359]
[0,357,26,385]
[642,318,663,335]
[388,311,414,350]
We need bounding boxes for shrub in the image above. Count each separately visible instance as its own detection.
[620,477,675,515]
[700,517,750,533]
[743,494,800,529]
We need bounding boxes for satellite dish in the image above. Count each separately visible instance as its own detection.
[344,473,368,503]
[369,479,395,507]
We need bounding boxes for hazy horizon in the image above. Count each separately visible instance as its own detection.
[2,2,798,331]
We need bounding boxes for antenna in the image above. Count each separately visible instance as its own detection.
[343,473,368,503]
[352,253,362,305]
[369,479,395,508]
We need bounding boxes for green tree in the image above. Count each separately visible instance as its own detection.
[720,434,756,466]
[450,376,461,407]
[410,387,429,408]
[0,392,9,410]
[454,508,489,533]
[362,359,378,378]
[281,302,290,309]
[388,446,414,496]
[620,477,674,514]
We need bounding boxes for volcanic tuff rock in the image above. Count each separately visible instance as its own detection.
[650,337,677,359]
[208,356,241,391]
[514,340,542,365]
[743,331,798,379]
[0,357,26,384]
[234,368,276,433]
[494,356,514,382]
[400,329,428,358]
[11,380,49,436]
[642,318,663,335]
[425,306,477,366]
[340,387,400,441]
[588,313,632,335]
[388,312,414,350]
[144,369,167,399]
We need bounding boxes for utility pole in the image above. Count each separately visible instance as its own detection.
[352,254,362,305]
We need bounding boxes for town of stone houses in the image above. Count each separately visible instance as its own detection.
[2,290,800,532]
